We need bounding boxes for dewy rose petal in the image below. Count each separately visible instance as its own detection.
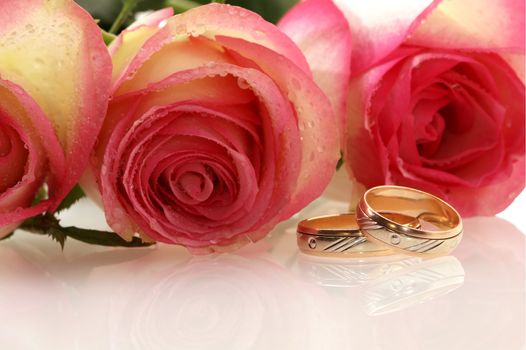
[82,4,339,254]
[0,0,111,237]
[281,0,525,217]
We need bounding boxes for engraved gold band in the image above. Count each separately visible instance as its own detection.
[356,186,463,256]
[297,213,419,257]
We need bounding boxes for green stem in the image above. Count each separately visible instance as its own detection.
[109,1,139,35]
[165,0,202,13]
[20,214,153,249]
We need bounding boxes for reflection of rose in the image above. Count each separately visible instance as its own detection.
[0,244,74,349]
[0,0,111,237]
[280,0,525,216]
[82,4,338,254]
[95,254,342,350]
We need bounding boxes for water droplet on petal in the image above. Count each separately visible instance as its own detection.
[252,30,265,39]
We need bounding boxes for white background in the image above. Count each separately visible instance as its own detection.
[1,172,524,349]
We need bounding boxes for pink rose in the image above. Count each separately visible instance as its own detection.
[0,0,111,237]
[281,0,525,216]
[82,4,339,253]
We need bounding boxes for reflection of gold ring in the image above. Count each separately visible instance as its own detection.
[357,186,463,256]
[297,213,419,257]
[297,254,420,287]
[365,256,465,315]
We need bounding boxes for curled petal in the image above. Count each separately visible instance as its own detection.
[0,79,64,228]
[392,157,525,216]
[0,113,47,227]
[110,3,311,93]
[344,55,407,187]
[128,8,174,31]
[109,9,175,89]
[408,0,525,52]
[446,158,525,216]
[0,0,112,210]
[333,0,440,74]
[501,53,525,84]
[279,0,352,144]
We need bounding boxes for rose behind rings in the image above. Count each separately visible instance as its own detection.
[281,0,525,217]
[81,5,339,254]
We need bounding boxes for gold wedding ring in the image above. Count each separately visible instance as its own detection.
[297,213,420,257]
[356,186,463,256]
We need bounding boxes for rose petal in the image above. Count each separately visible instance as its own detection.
[394,156,525,216]
[116,36,236,95]
[447,158,525,216]
[333,0,441,74]
[472,54,525,154]
[0,122,27,193]
[501,53,525,84]
[111,3,311,93]
[419,74,504,168]
[110,25,169,90]
[345,58,403,186]
[279,0,352,143]
[398,138,507,189]
[408,0,525,52]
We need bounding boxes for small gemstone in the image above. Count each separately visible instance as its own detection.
[390,234,401,245]
[308,237,317,249]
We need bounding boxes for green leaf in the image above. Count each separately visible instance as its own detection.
[56,185,86,213]
[211,0,226,3]
[48,226,67,250]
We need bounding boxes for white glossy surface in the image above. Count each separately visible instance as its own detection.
[1,174,525,350]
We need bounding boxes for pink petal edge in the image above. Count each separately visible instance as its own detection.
[279,0,352,147]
